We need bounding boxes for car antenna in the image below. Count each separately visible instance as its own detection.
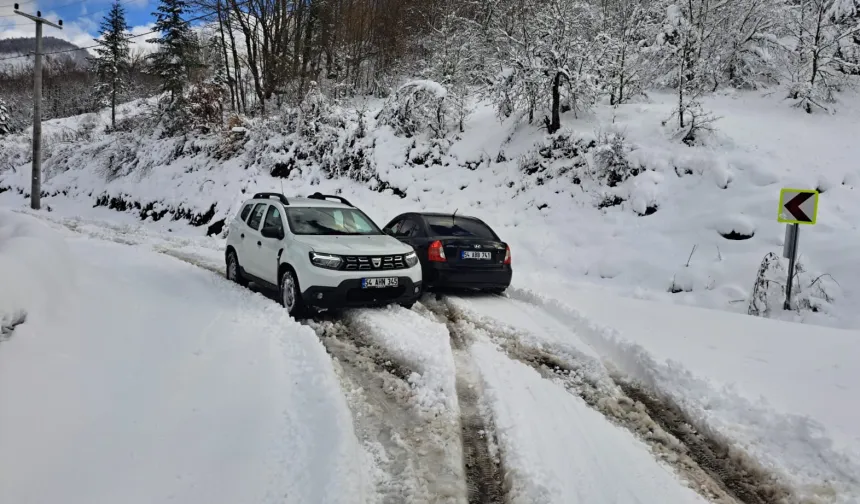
[279,178,284,195]
[452,208,458,225]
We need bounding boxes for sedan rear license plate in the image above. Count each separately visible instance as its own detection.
[462,251,492,260]
[362,277,399,288]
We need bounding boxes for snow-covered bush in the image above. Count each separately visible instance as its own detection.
[591,130,640,187]
[296,81,347,139]
[215,115,250,160]
[376,80,453,138]
[187,82,225,133]
[748,252,840,317]
[77,114,101,141]
[749,252,787,317]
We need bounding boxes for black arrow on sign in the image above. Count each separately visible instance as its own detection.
[785,192,814,222]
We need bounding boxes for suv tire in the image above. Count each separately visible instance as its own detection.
[226,250,247,287]
[280,268,306,318]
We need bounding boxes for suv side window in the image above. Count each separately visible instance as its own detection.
[239,204,253,223]
[262,206,284,235]
[247,203,267,230]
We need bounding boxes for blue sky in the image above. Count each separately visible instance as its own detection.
[0,0,202,52]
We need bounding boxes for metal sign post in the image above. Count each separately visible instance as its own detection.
[777,188,819,310]
[14,5,63,211]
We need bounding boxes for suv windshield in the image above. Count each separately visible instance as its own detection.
[287,207,382,236]
[425,215,497,239]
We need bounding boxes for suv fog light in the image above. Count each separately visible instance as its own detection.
[317,293,323,299]
[414,286,420,294]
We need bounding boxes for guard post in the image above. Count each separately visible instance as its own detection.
[777,188,819,310]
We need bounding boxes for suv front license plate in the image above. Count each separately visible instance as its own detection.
[362,277,399,288]
[462,251,492,260]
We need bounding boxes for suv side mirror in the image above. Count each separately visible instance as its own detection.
[261,226,284,240]
[383,228,394,236]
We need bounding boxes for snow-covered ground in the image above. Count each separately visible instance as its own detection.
[447,289,860,503]
[3,207,860,503]
[470,342,708,504]
[0,211,369,504]
[1,88,858,329]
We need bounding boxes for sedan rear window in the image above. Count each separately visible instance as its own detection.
[425,216,497,239]
[286,207,382,235]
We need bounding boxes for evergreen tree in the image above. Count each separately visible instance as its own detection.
[147,0,200,113]
[91,0,131,130]
[0,98,11,135]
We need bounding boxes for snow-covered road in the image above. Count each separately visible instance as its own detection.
[0,217,368,504]
[3,210,859,504]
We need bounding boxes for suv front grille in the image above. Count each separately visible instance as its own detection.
[343,255,408,271]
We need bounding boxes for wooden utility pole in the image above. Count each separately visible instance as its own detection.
[14,4,63,210]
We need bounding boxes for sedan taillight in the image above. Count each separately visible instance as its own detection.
[429,240,447,262]
[503,245,511,265]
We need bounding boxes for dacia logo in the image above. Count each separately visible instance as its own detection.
[372,258,382,268]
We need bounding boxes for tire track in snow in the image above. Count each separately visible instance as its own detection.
[305,315,468,504]
[418,300,509,504]
[434,297,796,504]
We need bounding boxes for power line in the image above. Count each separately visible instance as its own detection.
[0,2,231,62]
[1,0,135,19]
[0,0,33,9]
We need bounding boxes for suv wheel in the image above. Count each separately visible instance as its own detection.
[226,250,247,287]
[279,268,305,317]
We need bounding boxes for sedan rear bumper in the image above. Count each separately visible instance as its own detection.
[425,264,512,290]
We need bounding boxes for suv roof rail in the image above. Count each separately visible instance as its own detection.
[253,192,289,206]
[307,192,353,207]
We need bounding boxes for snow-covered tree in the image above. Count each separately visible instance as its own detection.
[714,0,785,89]
[425,9,482,132]
[596,0,666,105]
[0,98,11,135]
[91,0,131,130]
[784,0,860,112]
[652,2,720,143]
[486,0,601,133]
[147,0,201,113]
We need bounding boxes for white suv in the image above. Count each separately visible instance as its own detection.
[225,192,423,316]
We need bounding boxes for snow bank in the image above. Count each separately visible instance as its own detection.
[345,306,457,414]
[0,237,369,504]
[510,285,860,503]
[0,209,76,334]
[471,341,708,504]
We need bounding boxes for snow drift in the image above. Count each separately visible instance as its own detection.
[0,209,77,336]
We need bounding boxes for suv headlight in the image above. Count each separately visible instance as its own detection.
[309,252,343,270]
[404,251,419,267]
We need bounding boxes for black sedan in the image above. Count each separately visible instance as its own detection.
[383,212,512,293]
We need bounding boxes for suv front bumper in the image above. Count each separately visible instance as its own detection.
[302,278,422,309]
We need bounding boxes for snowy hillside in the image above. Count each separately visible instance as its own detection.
[0,36,88,73]
[2,88,859,329]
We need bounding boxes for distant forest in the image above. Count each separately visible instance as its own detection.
[0,36,159,130]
